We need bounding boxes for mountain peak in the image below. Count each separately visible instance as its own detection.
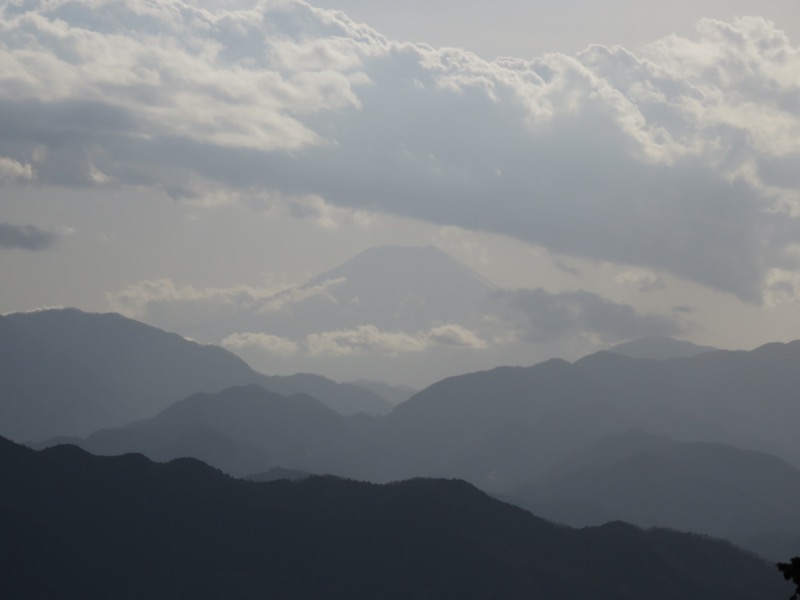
[261,245,496,338]
[606,336,718,360]
[308,244,496,290]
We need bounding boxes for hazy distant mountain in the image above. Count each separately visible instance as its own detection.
[0,309,391,441]
[378,358,716,491]
[345,379,418,405]
[377,340,800,491]
[0,309,266,441]
[14,307,800,512]
[258,373,392,416]
[608,336,718,360]
[0,436,788,599]
[573,343,800,463]
[0,314,135,442]
[506,431,800,558]
[259,245,495,337]
[59,384,377,478]
[204,245,500,386]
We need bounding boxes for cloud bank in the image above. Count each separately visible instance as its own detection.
[110,273,681,361]
[1,1,799,300]
[485,288,682,344]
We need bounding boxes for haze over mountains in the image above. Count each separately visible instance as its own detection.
[0,309,391,441]
[115,244,686,386]
[4,1,800,596]
[120,245,501,386]
[11,307,800,562]
[506,431,800,560]
[64,384,378,479]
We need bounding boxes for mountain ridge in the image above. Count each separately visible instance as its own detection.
[607,336,719,360]
[0,435,788,599]
[0,308,390,441]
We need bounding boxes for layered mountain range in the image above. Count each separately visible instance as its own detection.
[0,308,391,441]
[6,307,800,562]
[504,431,800,560]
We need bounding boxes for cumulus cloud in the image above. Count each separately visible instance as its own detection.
[307,324,428,356]
[427,323,487,349]
[486,288,682,344]
[5,2,799,299]
[221,332,300,357]
[106,277,297,341]
[0,222,58,250]
[106,265,681,369]
[107,278,290,318]
[0,156,33,181]
[304,322,486,356]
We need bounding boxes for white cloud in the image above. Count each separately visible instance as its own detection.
[221,332,300,357]
[307,324,428,356]
[427,323,487,349]
[218,322,488,359]
[0,156,33,181]
[0,0,369,158]
[3,2,799,300]
[107,278,291,319]
[306,322,486,356]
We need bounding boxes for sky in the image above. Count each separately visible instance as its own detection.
[1,0,800,386]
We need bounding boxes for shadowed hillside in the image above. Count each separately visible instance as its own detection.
[0,437,789,600]
[0,309,389,441]
[505,431,800,558]
[58,385,377,478]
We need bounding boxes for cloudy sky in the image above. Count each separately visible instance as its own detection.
[2,0,799,386]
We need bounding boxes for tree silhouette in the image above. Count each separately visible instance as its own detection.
[777,557,800,599]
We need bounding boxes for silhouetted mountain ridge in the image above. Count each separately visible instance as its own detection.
[0,436,788,599]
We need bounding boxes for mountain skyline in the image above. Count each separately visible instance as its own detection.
[2,435,789,599]
[18,307,800,562]
[2,0,799,387]
[0,308,393,441]
[4,2,800,596]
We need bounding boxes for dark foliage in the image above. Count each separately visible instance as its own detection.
[778,557,800,599]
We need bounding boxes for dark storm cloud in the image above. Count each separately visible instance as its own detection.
[0,223,58,251]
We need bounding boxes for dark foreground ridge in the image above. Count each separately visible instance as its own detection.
[0,437,788,599]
